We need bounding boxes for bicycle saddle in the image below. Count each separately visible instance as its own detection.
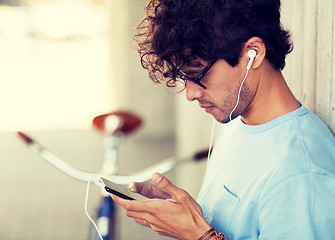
[92,111,142,136]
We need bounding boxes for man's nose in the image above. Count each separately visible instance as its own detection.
[185,81,204,101]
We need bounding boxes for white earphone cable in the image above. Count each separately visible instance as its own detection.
[85,181,103,240]
[207,118,216,161]
[229,68,250,122]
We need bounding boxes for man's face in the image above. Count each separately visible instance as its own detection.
[182,58,255,123]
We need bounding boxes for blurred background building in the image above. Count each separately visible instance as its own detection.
[0,0,334,239]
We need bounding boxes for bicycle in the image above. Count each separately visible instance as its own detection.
[17,110,208,240]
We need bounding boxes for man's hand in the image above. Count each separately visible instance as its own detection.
[111,172,212,240]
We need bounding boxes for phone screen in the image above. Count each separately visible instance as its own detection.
[100,177,149,201]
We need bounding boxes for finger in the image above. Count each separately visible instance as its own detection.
[112,194,161,213]
[110,194,129,208]
[117,201,161,226]
[128,182,137,192]
[134,218,151,228]
[110,194,141,211]
[129,181,171,199]
[111,194,148,219]
[128,182,151,195]
[152,172,186,201]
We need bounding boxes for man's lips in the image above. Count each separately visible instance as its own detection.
[200,105,215,113]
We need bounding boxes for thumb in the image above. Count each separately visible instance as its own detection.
[152,172,183,200]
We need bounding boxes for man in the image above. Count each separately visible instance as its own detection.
[112,0,335,239]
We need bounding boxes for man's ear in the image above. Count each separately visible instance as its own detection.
[243,37,266,69]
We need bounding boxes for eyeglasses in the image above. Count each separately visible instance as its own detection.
[177,60,216,89]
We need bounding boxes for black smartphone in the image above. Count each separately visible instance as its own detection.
[99,177,149,201]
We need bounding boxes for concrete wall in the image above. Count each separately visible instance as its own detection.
[282,0,335,134]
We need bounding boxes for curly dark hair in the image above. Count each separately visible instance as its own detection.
[135,0,293,86]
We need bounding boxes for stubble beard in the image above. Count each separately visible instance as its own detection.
[217,85,254,124]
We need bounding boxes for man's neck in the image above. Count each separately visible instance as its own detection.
[241,63,301,125]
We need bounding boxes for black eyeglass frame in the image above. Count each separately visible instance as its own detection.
[178,60,216,89]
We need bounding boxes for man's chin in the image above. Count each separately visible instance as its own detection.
[210,111,230,124]
[218,117,230,124]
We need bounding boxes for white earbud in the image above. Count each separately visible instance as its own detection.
[229,49,257,121]
[247,49,257,70]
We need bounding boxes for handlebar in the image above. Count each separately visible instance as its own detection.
[17,132,208,186]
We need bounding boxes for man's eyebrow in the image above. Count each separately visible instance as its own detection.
[181,69,201,75]
[181,62,204,75]
[189,61,204,68]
